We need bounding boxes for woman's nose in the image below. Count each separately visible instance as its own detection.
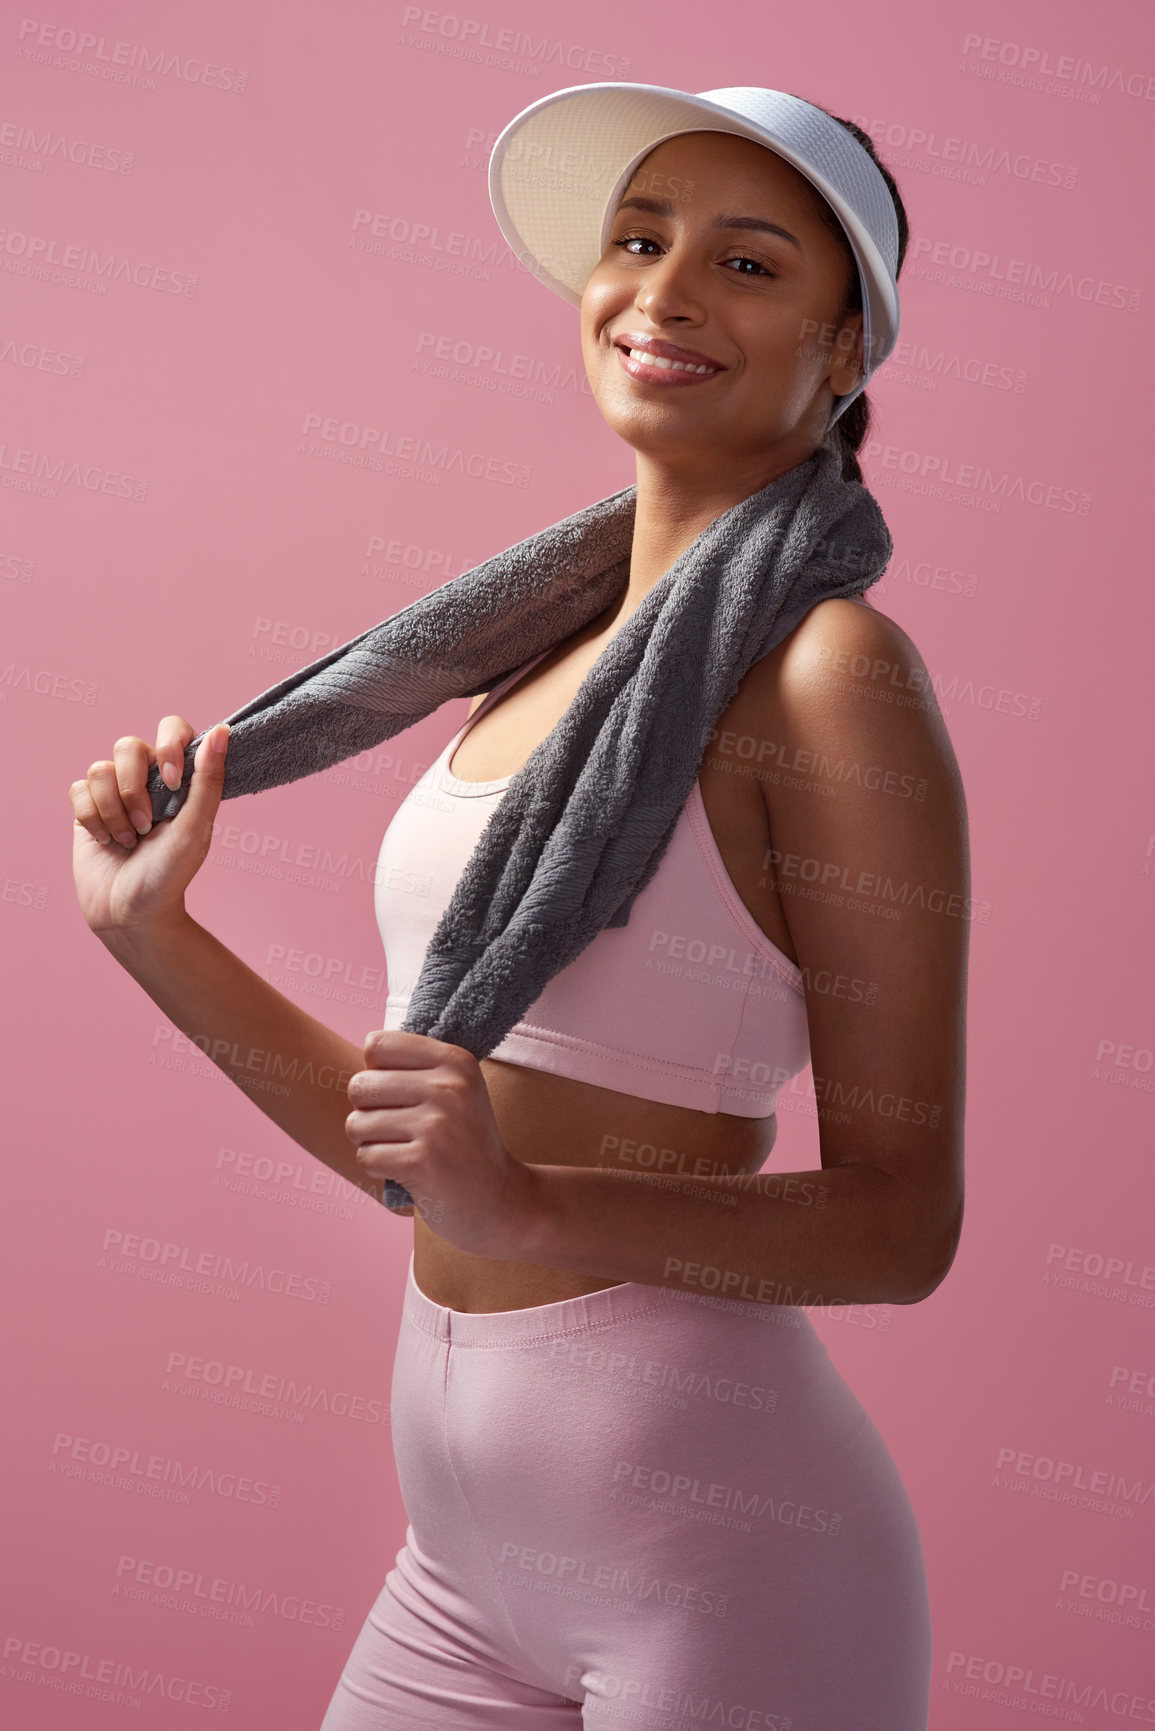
[632,252,707,324]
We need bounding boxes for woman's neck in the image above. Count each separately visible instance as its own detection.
[611,440,823,621]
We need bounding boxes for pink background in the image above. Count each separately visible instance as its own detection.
[3,0,1153,1724]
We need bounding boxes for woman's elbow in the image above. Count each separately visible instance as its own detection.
[900,1191,965,1304]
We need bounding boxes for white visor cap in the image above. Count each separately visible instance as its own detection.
[488,83,902,425]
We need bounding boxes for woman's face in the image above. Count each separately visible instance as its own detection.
[580,131,863,471]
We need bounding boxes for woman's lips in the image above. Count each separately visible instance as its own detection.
[614,343,725,387]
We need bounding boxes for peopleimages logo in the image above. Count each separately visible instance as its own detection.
[959,33,1155,102]
[908,233,1140,313]
[852,113,1077,189]
[0,662,98,702]
[0,439,148,502]
[15,19,249,93]
[995,1445,1155,1516]
[1057,1566,1155,1617]
[163,1350,388,1426]
[350,206,534,285]
[298,407,531,488]
[0,225,198,294]
[2,1633,232,1713]
[413,329,592,403]
[944,1650,1155,1720]
[0,334,86,378]
[397,7,632,79]
[885,340,1026,396]
[113,1554,346,1630]
[0,118,135,175]
[863,439,1091,516]
[99,1225,333,1305]
[49,1430,283,1508]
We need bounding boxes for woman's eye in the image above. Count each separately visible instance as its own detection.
[723,255,773,276]
[610,233,775,277]
[611,233,660,256]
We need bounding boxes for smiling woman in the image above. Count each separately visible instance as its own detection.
[69,80,957,1731]
[386,117,956,1319]
[325,90,958,1731]
[584,127,897,489]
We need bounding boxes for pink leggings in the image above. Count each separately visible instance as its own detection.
[319,1254,932,1729]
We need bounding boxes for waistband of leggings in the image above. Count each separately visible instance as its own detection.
[403,1251,678,1347]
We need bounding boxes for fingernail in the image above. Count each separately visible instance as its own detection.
[209,724,230,754]
[130,809,151,835]
[95,828,111,844]
[161,761,180,790]
[114,830,136,847]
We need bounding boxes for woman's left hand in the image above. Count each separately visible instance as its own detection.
[345,1030,542,1259]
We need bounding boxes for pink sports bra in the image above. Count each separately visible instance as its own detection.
[373,650,811,1117]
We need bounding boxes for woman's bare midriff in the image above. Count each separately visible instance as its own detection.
[411,598,819,1315]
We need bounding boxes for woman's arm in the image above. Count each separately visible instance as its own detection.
[100,915,383,1202]
[511,598,969,1306]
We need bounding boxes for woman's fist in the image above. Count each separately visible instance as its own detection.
[344,1029,541,1259]
[69,720,230,941]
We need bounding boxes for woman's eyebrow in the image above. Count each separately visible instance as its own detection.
[615,193,802,250]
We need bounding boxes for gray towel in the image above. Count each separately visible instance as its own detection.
[145,436,890,1210]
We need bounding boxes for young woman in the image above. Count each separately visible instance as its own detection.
[70,88,967,1731]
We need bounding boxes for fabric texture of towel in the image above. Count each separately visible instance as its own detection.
[145,434,892,1209]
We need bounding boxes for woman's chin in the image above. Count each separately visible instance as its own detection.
[612,426,730,466]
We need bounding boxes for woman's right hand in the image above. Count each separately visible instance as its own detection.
[69,718,230,941]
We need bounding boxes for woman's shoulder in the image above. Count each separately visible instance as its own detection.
[729,591,965,822]
[744,592,937,731]
[780,590,921,673]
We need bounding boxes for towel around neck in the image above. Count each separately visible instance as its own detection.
[145,437,892,1209]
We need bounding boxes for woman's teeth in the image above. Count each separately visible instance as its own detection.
[627,348,718,375]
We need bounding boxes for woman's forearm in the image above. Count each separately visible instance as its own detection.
[516,1156,958,1307]
[98,913,382,1202]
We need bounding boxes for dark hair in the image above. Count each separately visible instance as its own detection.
[795,105,909,484]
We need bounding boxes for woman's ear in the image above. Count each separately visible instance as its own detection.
[828,310,865,400]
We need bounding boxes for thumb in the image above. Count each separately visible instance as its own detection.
[184,723,230,820]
